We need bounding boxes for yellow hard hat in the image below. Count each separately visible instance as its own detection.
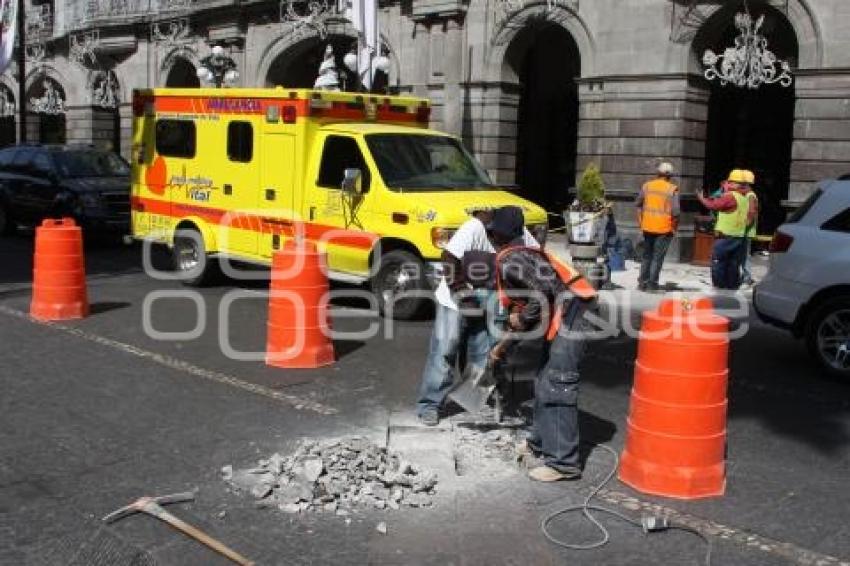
[743,170,755,184]
[727,169,748,183]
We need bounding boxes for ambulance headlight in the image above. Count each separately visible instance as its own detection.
[529,222,549,246]
[431,227,457,250]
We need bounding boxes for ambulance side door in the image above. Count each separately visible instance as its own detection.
[218,120,259,257]
[258,133,296,257]
[303,133,372,274]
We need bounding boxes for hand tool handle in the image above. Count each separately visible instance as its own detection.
[151,506,254,566]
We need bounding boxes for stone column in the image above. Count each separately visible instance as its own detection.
[789,70,850,204]
[65,106,94,145]
[463,83,519,185]
[576,75,709,261]
[118,103,133,161]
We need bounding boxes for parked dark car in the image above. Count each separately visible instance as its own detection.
[0,144,130,235]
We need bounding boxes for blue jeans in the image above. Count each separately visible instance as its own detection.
[639,232,673,287]
[417,304,491,416]
[528,300,589,472]
[711,237,744,290]
[738,238,753,283]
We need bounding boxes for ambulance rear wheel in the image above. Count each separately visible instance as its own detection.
[173,228,218,287]
[373,250,428,320]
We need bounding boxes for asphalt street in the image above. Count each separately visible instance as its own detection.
[1,233,849,566]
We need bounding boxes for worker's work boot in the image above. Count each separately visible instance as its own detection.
[528,465,582,482]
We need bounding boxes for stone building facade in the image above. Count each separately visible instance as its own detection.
[1,0,849,256]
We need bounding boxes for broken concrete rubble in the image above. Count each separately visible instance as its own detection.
[224,436,437,515]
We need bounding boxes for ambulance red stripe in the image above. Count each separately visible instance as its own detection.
[131,196,379,250]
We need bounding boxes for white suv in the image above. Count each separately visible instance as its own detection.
[754,180,850,379]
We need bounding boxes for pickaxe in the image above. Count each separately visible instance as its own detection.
[102,491,254,566]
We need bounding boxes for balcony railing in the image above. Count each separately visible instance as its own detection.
[67,0,195,31]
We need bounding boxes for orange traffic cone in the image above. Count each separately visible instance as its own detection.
[30,218,89,321]
[265,241,335,369]
[618,297,729,499]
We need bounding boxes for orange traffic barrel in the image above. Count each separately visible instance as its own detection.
[265,241,335,369]
[619,297,729,499]
[30,218,89,321]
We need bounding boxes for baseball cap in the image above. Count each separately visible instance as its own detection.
[657,162,674,175]
[487,206,525,242]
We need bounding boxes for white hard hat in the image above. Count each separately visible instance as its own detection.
[657,162,674,175]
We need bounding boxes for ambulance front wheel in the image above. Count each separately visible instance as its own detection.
[173,227,219,287]
[372,250,429,320]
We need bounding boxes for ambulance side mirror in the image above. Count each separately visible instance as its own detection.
[341,168,363,194]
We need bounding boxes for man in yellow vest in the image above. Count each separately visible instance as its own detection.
[697,169,754,289]
[636,162,680,291]
[739,170,759,287]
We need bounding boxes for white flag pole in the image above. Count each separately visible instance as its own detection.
[0,0,19,75]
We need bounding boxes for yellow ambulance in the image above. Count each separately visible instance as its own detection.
[130,87,548,318]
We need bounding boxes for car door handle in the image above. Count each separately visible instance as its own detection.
[265,188,275,201]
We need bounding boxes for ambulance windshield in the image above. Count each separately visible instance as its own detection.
[365,134,494,191]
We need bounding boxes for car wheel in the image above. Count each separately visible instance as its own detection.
[0,204,15,236]
[372,250,429,320]
[805,296,850,379]
[173,228,219,287]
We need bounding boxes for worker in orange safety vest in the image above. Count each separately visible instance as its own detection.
[635,162,680,292]
[488,206,598,483]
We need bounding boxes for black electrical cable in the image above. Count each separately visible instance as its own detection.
[540,443,712,565]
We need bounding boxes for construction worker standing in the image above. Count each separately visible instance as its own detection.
[416,210,539,426]
[488,206,598,482]
[739,170,759,287]
[636,162,680,291]
[697,169,754,290]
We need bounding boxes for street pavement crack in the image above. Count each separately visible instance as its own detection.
[0,305,337,416]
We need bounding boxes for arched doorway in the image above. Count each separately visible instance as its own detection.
[27,77,67,144]
[695,2,798,232]
[0,85,15,147]
[265,35,358,89]
[165,57,201,88]
[505,22,580,212]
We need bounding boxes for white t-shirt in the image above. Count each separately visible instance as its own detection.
[434,217,539,310]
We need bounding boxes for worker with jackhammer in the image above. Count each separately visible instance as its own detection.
[487,206,598,482]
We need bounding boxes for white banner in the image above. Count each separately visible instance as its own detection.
[0,0,17,76]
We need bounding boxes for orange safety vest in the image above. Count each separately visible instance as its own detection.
[640,179,678,234]
[495,246,597,341]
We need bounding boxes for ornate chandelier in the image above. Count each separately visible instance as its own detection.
[151,0,193,47]
[92,71,120,109]
[0,87,14,118]
[70,30,100,66]
[29,79,65,115]
[280,0,345,41]
[702,7,793,89]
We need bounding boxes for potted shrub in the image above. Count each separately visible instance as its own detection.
[565,163,609,244]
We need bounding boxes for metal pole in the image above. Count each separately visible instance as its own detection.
[17,0,26,143]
